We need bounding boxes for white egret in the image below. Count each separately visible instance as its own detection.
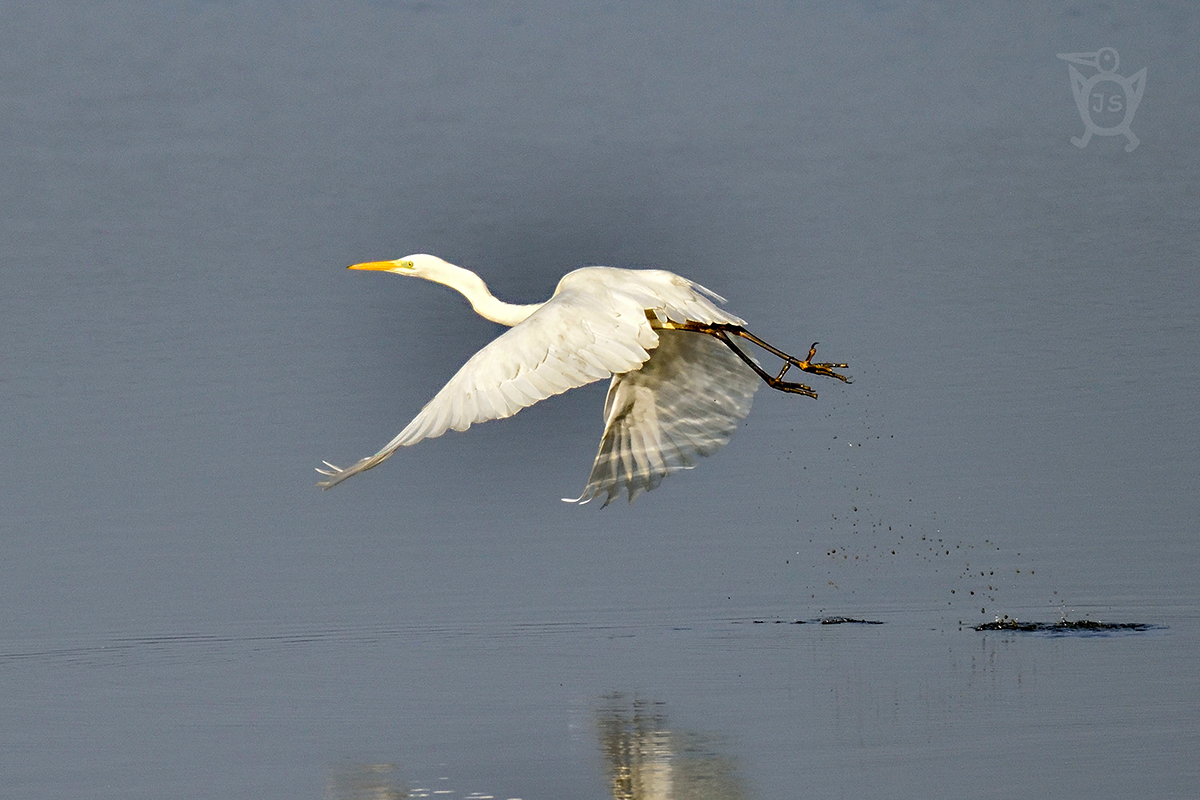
[318,254,848,505]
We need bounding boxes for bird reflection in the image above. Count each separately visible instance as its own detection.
[597,694,748,800]
[325,762,406,800]
[325,696,747,800]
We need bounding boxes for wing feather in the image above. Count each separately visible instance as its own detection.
[318,284,657,488]
[567,329,759,506]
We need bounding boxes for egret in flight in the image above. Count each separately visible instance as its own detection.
[318,254,849,505]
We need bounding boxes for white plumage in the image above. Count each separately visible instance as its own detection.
[318,254,844,505]
[574,329,758,505]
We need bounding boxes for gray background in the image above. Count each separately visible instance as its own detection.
[3,2,1198,798]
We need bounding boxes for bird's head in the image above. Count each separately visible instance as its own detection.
[347,253,452,278]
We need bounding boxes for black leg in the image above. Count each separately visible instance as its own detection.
[674,323,850,397]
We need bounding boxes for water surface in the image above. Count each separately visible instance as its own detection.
[2,2,1198,798]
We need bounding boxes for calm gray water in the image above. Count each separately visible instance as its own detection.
[3,2,1198,798]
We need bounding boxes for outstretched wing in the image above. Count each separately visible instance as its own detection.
[317,286,659,488]
[568,329,759,506]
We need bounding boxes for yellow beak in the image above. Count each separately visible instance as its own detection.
[347,261,396,271]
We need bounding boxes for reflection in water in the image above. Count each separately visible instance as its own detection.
[325,695,747,800]
[597,694,748,800]
[325,762,407,800]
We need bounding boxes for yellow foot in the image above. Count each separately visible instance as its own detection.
[794,342,850,382]
[764,343,850,397]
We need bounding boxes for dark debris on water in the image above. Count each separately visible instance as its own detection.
[973,618,1158,634]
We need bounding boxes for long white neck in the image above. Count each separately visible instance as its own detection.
[427,261,543,327]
